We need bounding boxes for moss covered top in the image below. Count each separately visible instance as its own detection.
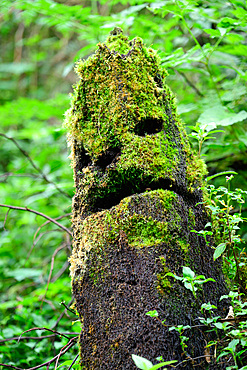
[65,28,207,213]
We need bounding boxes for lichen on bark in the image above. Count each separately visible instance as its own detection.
[65,28,228,369]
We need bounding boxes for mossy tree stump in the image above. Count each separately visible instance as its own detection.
[65,28,228,369]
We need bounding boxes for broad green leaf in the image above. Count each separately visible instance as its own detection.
[203,29,221,38]
[182,266,195,279]
[132,354,153,370]
[213,243,227,260]
[146,310,159,318]
[150,360,177,370]
[198,105,247,127]
[228,338,239,351]
[5,268,42,281]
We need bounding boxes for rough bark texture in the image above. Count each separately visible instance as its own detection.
[65,28,228,369]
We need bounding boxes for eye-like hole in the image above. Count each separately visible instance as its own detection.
[133,118,163,136]
[154,73,163,88]
[95,147,121,169]
[74,141,91,173]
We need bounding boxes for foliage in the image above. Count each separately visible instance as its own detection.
[0,0,246,369]
[142,272,247,369]
[132,354,177,370]
[206,176,247,289]
[165,265,215,299]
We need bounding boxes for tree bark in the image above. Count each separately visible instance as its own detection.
[65,28,228,369]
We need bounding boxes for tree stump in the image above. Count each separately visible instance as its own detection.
[65,28,228,369]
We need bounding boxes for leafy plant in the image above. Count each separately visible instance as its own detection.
[132,354,177,370]
[206,176,247,288]
[165,266,215,299]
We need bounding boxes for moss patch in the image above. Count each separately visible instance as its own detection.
[65,28,206,215]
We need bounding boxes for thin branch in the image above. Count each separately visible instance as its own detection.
[0,172,41,181]
[0,333,79,343]
[68,354,79,370]
[0,133,71,198]
[173,354,213,368]
[0,365,23,370]
[26,229,63,263]
[60,301,77,316]
[18,327,71,342]
[3,208,10,230]
[51,260,69,283]
[176,69,204,97]
[29,213,72,258]
[0,204,72,236]
[33,213,72,243]
[52,298,74,330]
[0,337,77,370]
[41,244,66,306]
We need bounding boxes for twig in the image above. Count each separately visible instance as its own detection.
[18,327,72,343]
[52,298,74,330]
[0,204,72,236]
[28,213,71,259]
[0,337,77,370]
[3,208,10,230]
[33,213,72,244]
[0,133,70,198]
[0,333,79,343]
[177,69,204,97]
[51,260,69,282]
[26,229,63,263]
[68,354,79,370]
[61,301,77,315]
[0,365,22,370]
[41,244,66,307]
[173,354,213,368]
[0,172,41,181]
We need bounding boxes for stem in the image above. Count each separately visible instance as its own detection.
[0,204,72,236]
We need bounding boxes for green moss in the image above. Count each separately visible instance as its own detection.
[188,207,196,227]
[70,189,183,280]
[157,256,172,294]
[64,29,207,216]
[177,239,189,254]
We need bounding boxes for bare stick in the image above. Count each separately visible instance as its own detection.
[18,327,72,342]
[0,338,77,370]
[41,244,66,306]
[51,260,69,283]
[3,208,10,230]
[0,333,79,343]
[174,354,214,368]
[52,298,74,330]
[0,204,72,236]
[0,172,41,181]
[60,301,77,315]
[177,70,204,97]
[0,133,70,198]
[68,354,79,370]
[26,229,63,263]
[29,213,71,259]
[33,213,72,244]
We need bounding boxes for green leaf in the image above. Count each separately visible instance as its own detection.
[213,243,227,260]
[132,354,153,370]
[203,29,221,38]
[198,106,247,127]
[228,338,239,351]
[149,360,177,370]
[182,266,195,279]
[5,268,42,281]
[206,171,238,182]
[146,310,159,318]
